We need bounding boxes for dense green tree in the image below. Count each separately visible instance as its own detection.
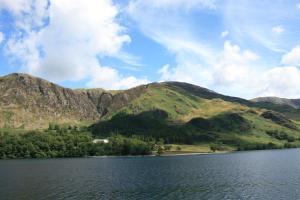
[0,130,156,159]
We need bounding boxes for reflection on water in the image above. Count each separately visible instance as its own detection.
[1,149,300,199]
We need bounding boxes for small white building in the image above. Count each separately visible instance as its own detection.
[93,139,109,144]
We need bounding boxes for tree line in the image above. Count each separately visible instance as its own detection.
[0,124,162,159]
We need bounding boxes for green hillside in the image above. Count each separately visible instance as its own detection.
[2,73,300,157]
[92,82,300,151]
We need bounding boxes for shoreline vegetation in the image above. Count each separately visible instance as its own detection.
[1,123,300,159]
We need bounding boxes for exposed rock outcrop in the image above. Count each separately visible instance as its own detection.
[0,73,146,128]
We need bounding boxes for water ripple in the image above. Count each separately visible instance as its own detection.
[1,149,300,199]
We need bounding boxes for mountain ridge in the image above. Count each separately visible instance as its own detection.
[0,73,150,128]
[1,72,300,129]
[252,96,300,109]
[3,73,300,153]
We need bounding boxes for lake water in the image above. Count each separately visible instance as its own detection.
[1,149,300,199]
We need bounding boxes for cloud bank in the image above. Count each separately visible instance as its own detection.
[1,0,148,89]
[129,0,300,98]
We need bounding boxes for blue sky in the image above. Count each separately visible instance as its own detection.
[1,0,300,99]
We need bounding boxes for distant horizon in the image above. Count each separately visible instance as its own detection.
[1,1,300,99]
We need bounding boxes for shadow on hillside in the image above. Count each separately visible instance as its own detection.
[90,109,251,144]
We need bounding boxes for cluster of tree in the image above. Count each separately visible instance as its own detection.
[237,142,280,151]
[210,144,228,152]
[237,141,300,151]
[0,130,93,159]
[91,111,256,146]
[284,142,300,149]
[48,123,83,133]
[91,135,156,156]
[0,124,160,159]
[266,130,296,142]
[91,112,223,145]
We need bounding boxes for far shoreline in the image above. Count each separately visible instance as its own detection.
[2,148,300,160]
[89,150,231,159]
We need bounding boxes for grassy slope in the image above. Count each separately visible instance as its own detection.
[92,83,300,152]
[104,84,248,121]
[3,78,300,153]
[253,102,300,120]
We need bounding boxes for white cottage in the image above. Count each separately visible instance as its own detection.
[92,139,109,144]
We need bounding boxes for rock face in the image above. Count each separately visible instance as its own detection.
[0,73,99,128]
[79,84,148,116]
[0,73,146,129]
[78,89,111,115]
[252,97,300,109]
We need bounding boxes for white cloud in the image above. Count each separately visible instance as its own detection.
[127,0,217,59]
[128,0,300,98]
[221,30,229,38]
[213,41,259,86]
[35,0,130,81]
[158,64,170,80]
[297,3,300,9]
[157,40,300,98]
[213,43,300,98]
[0,32,4,44]
[87,66,148,89]
[157,43,252,90]
[272,25,284,34]
[281,46,300,66]
[157,41,259,96]
[259,66,300,97]
[114,52,144,68]
[2,0,147,89]
[128,0,217,89]
[129,0,300,98]
[158,41,259,90]
[212,42,300,98]
[223,1,296,52]
[0,0,32,15]
[158,62,213,86]
[129,0,217,11]
[0,0,48,32]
